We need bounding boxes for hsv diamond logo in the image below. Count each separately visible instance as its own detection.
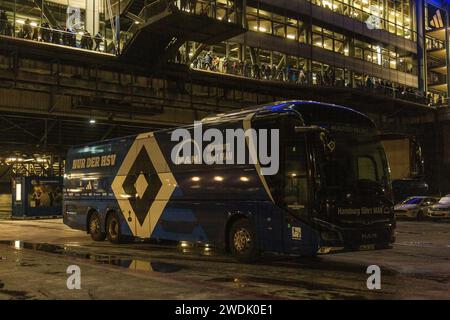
[111,133,177,238]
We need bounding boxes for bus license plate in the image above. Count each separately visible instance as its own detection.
[359,244,376,251]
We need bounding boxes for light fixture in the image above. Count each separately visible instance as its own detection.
[89,119,96,124]
[287,34,296,39]
[240,177,250,182]
[192,177,200,182]
[214,176,224,182]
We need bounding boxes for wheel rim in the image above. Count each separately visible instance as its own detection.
[109,219,118,238]
[89,215,100,234]
[233,228,251,253]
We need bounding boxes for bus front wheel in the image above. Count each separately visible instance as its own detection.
[106,212,124,244]
[88,212,106,242]
[229,219,260,263]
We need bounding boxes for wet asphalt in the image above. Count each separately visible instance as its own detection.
[0,218,449,299]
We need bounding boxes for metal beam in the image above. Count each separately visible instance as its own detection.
[0,116,40,140]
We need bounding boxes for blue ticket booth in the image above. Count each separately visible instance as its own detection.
[12,176,63,219]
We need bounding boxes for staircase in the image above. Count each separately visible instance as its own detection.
[120,0,246,67]
[108,0,148,30]
[32,0,59,27]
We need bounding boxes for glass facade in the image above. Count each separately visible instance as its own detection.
[0,0,115,53]
[310,0,415,40]
[0,0,448,106]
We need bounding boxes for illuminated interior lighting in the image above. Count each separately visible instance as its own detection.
[287,34,296,39]
[89,119,96,124]
[14,241,22,249]
[16,19,25,24]
[192,177,200,182]
[240,177,250,182]
[214,176,224,182]
[253,26,267,32]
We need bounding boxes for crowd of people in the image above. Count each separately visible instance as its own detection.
[0,10,105,52]
[1,8,446,107]
[191,51,445,106]
[191,52,310,84]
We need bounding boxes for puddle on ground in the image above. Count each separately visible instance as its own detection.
[0,240,183,274]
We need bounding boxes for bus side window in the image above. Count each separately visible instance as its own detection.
[357,156,378,181]
[284,136,308,219]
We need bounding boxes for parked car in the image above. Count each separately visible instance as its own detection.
[394,196,439,220]
[392,179,429,204]
[427,195,450,219]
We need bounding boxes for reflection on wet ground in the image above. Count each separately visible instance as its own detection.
[0,239,395,300]
[0,240,185,274]
[0,239,399,277]
[1,219,450,299]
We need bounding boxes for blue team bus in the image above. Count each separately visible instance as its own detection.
[64,101,395,261]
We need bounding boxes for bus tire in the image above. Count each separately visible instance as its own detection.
[88,211,106,242]
[106,211,124,244]
[229,218,260,263]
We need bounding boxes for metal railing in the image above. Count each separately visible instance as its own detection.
[190,59,433,106]
[0,18,113,53]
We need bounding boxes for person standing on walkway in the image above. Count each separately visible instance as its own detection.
[22,19,33,39]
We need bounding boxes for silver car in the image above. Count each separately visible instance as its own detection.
[394,196,438,220]
[427,196,450,219]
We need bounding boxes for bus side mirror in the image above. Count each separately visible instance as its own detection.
[295,126,336,154]
[295,125,325,134]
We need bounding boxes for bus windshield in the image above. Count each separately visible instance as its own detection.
[320,131,390,194]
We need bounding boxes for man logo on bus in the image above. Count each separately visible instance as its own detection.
[170,121,280,176]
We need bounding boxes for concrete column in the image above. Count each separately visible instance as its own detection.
[241,0,247,28]
[445,5,450,105]
[415,0,427,93]
[86,0,100,35]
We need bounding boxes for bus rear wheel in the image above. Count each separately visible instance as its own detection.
[88,212,106,242]
[229,219,260,263]
[106,212,124,244]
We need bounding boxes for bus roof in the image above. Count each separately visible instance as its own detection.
[201,100,372,126]
[69,101,372,150]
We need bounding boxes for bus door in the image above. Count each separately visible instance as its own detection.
[280,133,314,252]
